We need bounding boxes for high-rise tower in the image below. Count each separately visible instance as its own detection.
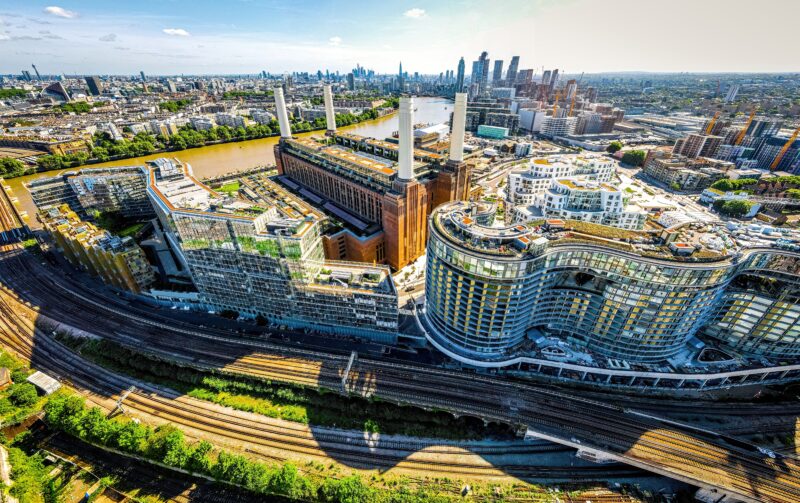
[506,56,520,85]
[455,57,465,93]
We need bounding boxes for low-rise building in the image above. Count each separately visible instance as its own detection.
[507,154,614,206]
[643,156,729,191]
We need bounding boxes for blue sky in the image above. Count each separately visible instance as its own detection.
[0,0,798,75]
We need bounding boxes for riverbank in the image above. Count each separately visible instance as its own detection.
[3,108,399,181]
[3,97,454,225]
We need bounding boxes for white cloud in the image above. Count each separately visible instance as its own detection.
[404,8,426,19]
[0,33,9,41]
[328,36,342,46]
[44,6,77,19]
[163,28,190,37]
[99,33,117,42]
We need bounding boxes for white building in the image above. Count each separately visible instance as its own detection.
[507,155,614,206]
[251,110,275,125]
[98,122,123,141]
[518,109,547,133]
[540,116,577,137]
[149,119,178,137]
[531,178,647,229]
[215,113,246,128]
[190,116,215,131]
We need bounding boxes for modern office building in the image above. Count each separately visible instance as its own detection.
[145,158,399,342]
[476,125,508,139]
[275,91,471,269]
[461,100,520,135]
[422,201,800,364]
[40,205,155,294]
[28,167,153,219]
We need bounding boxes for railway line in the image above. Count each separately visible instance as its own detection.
[1,285,632,482]
[2,195,800,501]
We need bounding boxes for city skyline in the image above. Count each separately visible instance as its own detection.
[0,0,798,75]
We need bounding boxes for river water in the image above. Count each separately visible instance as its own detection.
[7,97,454,221]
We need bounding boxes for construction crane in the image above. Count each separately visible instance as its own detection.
[552,91,560,118]
[734,107,758,146]
[705,111,721,135]
[770,126,800,171]
[568,86,578,117]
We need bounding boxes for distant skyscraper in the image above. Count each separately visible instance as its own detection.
[85,76,103,96]
[542,70,552,86]
[140,71,148,92]
[549,68,559,93]
[506,56,519,84]
[31,64,41,81]
[398,61,404,91]
[492,60,504,86]
[346,72,355,91]
[479,51,489,93]
[492,59,503,87]
[455,57,465,93]
[21,70,32,81]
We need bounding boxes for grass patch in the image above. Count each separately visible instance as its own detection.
[218,181,240,196]
[55,335,513,440]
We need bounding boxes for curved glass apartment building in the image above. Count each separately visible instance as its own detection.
[424,201,800,363]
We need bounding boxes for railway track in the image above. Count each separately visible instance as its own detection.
[0,260,646,483]
[2,201,800,501]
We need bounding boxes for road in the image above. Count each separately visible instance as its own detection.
[1,189,800,502]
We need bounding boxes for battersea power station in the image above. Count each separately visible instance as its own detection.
[274,87,471,269]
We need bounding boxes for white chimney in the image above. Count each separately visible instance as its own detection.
[323,85,336,133]
[449,92,467,162]
[398,96,414,180]
[274,87,292,138]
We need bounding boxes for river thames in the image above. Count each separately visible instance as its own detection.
[7,97,454,223]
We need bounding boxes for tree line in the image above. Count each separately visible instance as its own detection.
[43,392,461,502]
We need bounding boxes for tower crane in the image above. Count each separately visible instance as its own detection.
[705,111,721,135]
[770,126,800,171]
[552,91,560,118]
[568,86,578,117]
[734,107,757,146]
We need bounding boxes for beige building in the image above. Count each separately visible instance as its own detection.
[40,205,155,293]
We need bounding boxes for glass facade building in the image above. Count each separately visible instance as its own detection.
[146,159,399,343]
[424,201,800,363]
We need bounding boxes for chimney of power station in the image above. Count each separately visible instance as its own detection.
[323,85,336,134]
[274,87,292,138]
[398,96,414,181]
[449,93,467,163]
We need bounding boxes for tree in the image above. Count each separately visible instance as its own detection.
[606,141,623,154]
[669,182,681,191]
[9,383,38,407]
[187,440,213,473]
[714,199,753,217]
[0,157,26,178]
[621,150,646,167]
[710,178,757,192]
